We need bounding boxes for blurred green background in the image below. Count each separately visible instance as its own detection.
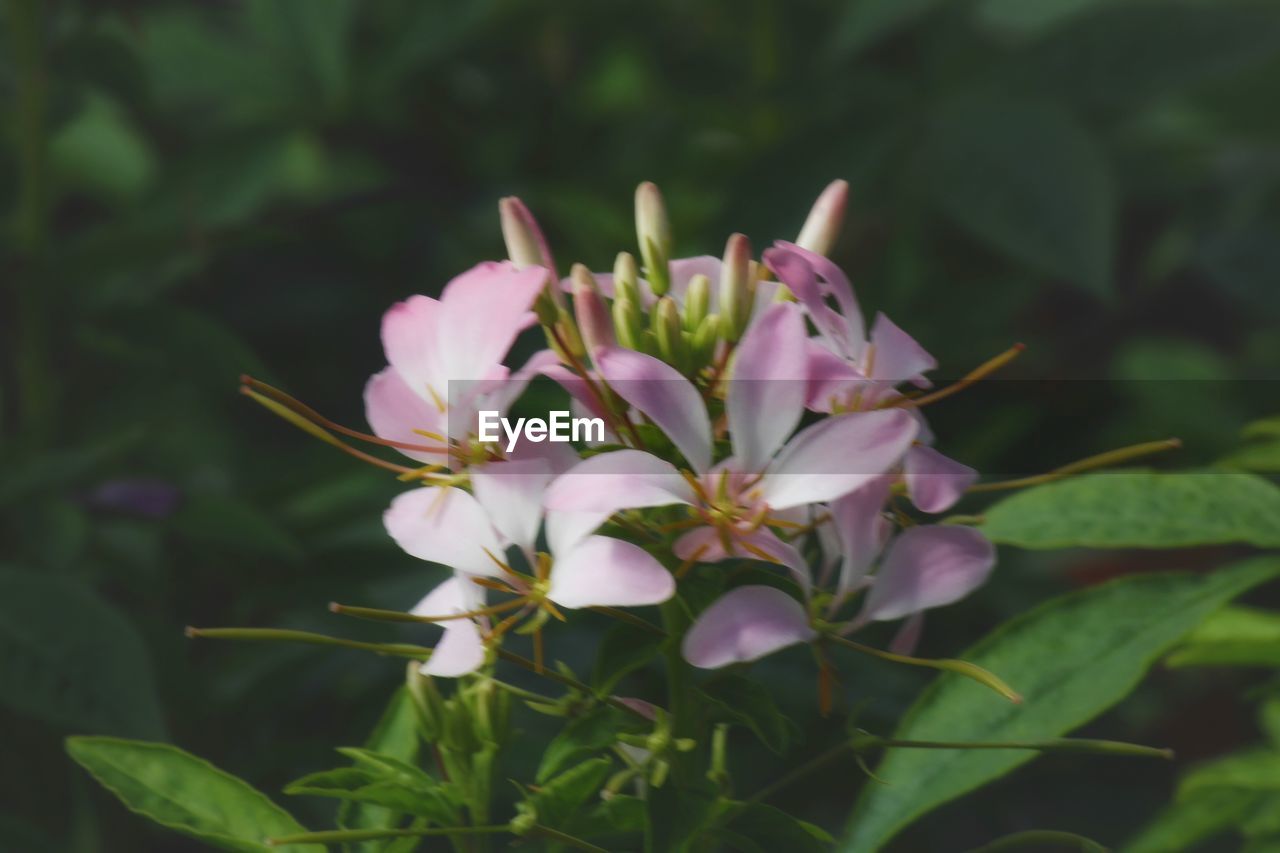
[3,0,1279,849]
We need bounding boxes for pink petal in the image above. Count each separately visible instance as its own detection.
[805,339,865,413]
[903,445,978,514]
[770,242,866,354]
[364,367,451,464]
[682,586,816,669]
[869,313,936,384]
[435,261,547,381]
[411,577,487,679]
[859,526,996,622]
[727,303,809,471]
[384,487,504,577]
[544,449,695,514]
[595,347,712,473]
[471,459,554,556]
[381,295,444,402]
[547,536,675,608]
[764,247,855,357]
[421,619,485,677]
[545,509,614,556]
[829,476,893,599]
[673,527,812,597]
[761,409,918,509]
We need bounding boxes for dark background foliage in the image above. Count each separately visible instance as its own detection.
[2,0,1278,849]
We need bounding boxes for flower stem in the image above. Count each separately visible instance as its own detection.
[495,649,656,719]
[828,635,1021,704]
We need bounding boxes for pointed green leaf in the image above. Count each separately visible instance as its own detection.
[698,674,797,754]
[66,737,321,852]
[981,471,1280,549]
[591,623,665,697]
[844,558,1280,852]
[1166,606,1280,668]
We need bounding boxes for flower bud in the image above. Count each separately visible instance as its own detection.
[653,296,689,373]
[691,313,720,366]
[613,294,643,351]
[719,233,755,342]
[613,251,641,306]
[500,196,563,308]
[684,273,710,331]
[571,263,614,359]
[635,181,671,296]
[795,179,848,257]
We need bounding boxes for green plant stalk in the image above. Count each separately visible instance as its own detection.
[6,0,53,447]
[659,597,698,781]
[266,824,513,846]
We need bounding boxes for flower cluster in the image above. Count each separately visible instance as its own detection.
[356,180,997,684]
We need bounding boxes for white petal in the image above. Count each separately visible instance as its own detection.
[547,536,675,609]
[384,487,504,577]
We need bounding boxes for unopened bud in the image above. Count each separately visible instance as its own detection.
[613,251,641,306]
[635,182,671,296]
[571,264,614,359]
[555,305,585,361]
[795,179,848,257]
[500,196,562,308]
[653,296,689,373]
[691,313,720,365]
[613,295,643,351]
[719,233,755,342]
[684,273,710,331]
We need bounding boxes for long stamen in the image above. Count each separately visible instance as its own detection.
[241,388,414,475]
[329,599,527,624]
[880,343,1025,411]
[967,438,1182,493]
[533,625,544,673]
[241,375,449,452]
[828,635,1021,704]
[680,469,709,502]
[741,540,783,565]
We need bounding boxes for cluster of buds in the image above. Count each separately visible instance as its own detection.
[239,179,1038,708]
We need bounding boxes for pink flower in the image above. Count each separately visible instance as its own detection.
[364,260,553,461]
[545,302,920,591]
[384,458,676,677]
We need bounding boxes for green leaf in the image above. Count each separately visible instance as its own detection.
[536,706,633,784]
[829,0,945,59]
[591,623,665,697]
[645,777,719,853]
[843,557,1280,852]
[284,766,455,823]
[527,758,614,831]
[1220,440,1280,474]
[0,570,164,738]
[711,802,831,853]
[698,674,797,754]
[65,737,321,852]
[1166,606,1280,668]
[336,688,427,851]
[981,471,1280,549]
[923,98,1113,293]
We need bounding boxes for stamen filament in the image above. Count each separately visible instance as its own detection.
[185,626,431,658]
[676,544,710,579]
[828,634,1021,704]
[329,599,527,624]
[967,438,1182,493]
[880,343,1025,411]
[241,375,448,451]
[241,388,413,475]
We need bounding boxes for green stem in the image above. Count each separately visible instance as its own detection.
[495,648,656,719]
[658,598,696,778]
[267,824,512,846]
[6,0,53,447]
[185,627,432,659]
